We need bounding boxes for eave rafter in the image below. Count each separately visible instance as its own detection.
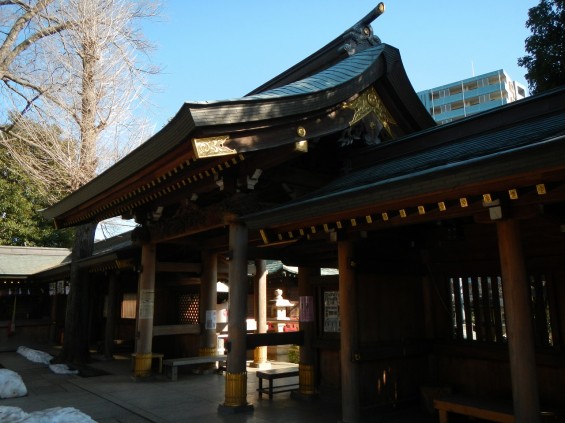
[133,193,272,245]
[257,179,565,246]
[60,152,246,228]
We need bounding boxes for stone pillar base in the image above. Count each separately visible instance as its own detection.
[218,403,254,414]
[193,347,218,374]
[293,363,318,399]
[132,352,152,379]
[219,371,253,413]
[249,346,271,369]
[199,347,217,356]
[291,390,319,401]
[248,361,272,369]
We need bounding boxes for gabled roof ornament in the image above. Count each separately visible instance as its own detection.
[342,2,385,56]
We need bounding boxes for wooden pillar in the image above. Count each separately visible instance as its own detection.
[338,239,360,423]
[251,259,270,369]
[219,222,253,413]
[199,250,218,364]
[49,290,58,344]
[133,242,156,379]
[293,266,318,400]
[103,271,118,360]
[496,219,540,423]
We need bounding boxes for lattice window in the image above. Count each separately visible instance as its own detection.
[530,274,555,348]
[179,293,199,324]
[449,275,557,348]
[449,276,506,343]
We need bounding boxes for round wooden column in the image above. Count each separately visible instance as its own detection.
[293,266,318,399]
[496,219,540,423]
[338,239,360,423]
[103,271,118,360]
[219,222,253,413]
[199,250,218,370]
[133,242,156,379]
[251,259,270,369]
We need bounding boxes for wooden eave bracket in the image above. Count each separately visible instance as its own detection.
[254,181,561,245]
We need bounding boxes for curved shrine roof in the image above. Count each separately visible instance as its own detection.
[43,4,434,228]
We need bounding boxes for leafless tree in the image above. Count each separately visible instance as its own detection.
[2,0,158,197]
[1,1,66,104]
[1,0,159,363]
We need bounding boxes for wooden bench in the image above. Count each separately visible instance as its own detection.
[163,355,227,381]
[434,395,514,423]
[256,368,299,399]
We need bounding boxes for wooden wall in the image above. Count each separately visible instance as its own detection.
[426,216,565,408]
[316,230,429,408]
[315,214,565,410]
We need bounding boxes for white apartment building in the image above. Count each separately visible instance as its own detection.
[417,69,527,125]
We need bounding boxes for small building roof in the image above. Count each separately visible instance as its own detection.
[0,232,137,282]
[0,246,71,280]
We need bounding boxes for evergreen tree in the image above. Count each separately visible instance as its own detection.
[518,0,565,94]
[0,146,73,247]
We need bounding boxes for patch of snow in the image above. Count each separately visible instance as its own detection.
[0,369,27,398]
[49,364,79,375]
[0,406,27,421]
[16,346,81,376]
[16,346,53,365]
[0,406,96,422]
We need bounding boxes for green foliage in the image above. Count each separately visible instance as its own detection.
[0,147,73,247]
[288,345,300,364]
[518,0,565,94]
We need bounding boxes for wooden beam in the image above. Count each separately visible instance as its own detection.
[155,262,201,273]
[134,194,270,244]
[245,331,304,350]
[153,324,200,336]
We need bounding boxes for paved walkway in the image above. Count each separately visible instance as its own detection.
[0,347,433,422]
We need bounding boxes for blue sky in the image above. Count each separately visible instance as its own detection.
[142,1,538,129]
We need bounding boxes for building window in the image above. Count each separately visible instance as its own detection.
[530,274,555,347]
[467,96,480,106]
[450,85,462,96]
[488,75,502,85]
[449,274,557,348]
[451,100,464,111]
[449,276,507,343]
[121,293,137,319]
[465,81,478,91]
[432,89,449,100]
[490,91,503,102]
[478,94,490,103]
[179,293,199,324]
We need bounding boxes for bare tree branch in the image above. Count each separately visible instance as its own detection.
[1,0,161,363]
